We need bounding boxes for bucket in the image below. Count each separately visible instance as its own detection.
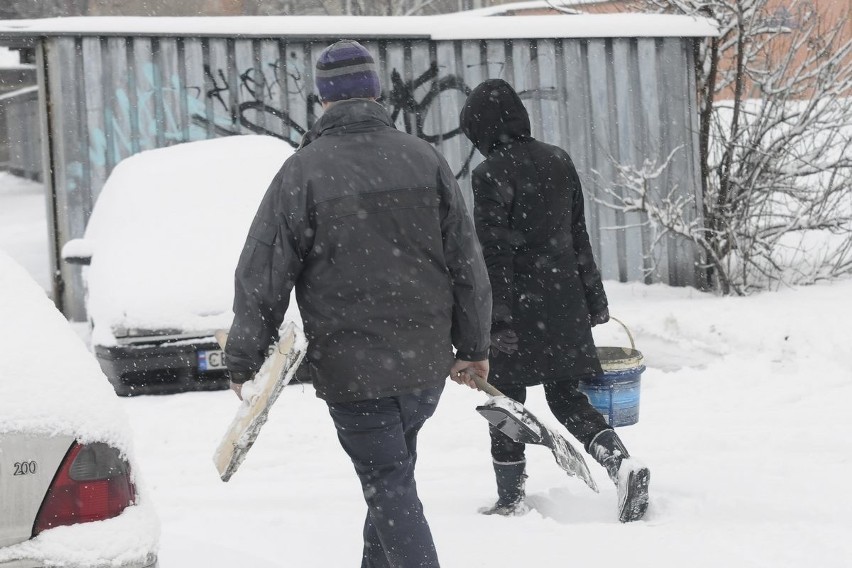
[578,317,644,427]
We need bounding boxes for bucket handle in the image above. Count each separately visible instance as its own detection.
[607,316,636,351]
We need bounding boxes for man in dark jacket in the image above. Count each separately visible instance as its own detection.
[225,40,492,567]
[460,79,650,523]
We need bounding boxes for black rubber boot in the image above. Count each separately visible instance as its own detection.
[589,429,650,523]
[479,461,530,516]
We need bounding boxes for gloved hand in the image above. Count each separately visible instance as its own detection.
[490,326,519,356]
[590,307,610,327]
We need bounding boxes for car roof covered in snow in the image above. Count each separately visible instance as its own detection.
[81,135,295,344]
[0,15,719,43]
[0,249,132,448]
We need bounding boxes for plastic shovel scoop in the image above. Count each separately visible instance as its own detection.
[469,373,598,493]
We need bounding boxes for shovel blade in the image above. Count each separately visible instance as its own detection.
[475,395,599,493]
[476,401,544,445]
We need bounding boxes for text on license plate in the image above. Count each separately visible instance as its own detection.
[198,349,226,372]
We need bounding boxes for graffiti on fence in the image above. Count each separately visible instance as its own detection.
[82,53,558,189]
[87,65,189,174]
[188,60,476,178]
[191,60,320,144]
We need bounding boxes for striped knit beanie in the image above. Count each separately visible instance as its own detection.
[315,40,382,102]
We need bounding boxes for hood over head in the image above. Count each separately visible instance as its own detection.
[460,79,531,156]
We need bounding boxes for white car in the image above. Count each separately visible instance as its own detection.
[0,250,159,567]
[62,136,295,396]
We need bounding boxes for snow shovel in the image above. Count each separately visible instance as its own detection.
[212,323,308,482]
[466,372,598,493]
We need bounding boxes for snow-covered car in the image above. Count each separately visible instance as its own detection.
[62,136,294,396]
[0,250,159,568]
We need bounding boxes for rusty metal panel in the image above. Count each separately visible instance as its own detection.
[37,33,705,317]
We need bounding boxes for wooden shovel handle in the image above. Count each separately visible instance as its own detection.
[468,372,504,398]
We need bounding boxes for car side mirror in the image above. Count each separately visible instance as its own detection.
[61,238,93,266]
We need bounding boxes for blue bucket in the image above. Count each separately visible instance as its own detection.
[578,317,644,427]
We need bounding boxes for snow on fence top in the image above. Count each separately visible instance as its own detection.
[0,15,719,42]
[448,0,610,17]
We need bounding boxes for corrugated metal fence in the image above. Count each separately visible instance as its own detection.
[38,34,704,319]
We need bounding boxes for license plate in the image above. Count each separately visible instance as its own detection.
[198,349,226,372]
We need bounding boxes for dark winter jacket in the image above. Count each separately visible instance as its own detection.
[226,99,492,402]
[460,79,607,387]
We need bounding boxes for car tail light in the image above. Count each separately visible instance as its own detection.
[33,442,136,535]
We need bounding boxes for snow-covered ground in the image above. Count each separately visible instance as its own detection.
[0,172,50,292]
[2,171,851,567]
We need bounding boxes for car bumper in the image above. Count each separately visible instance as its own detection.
[95,337,229,396]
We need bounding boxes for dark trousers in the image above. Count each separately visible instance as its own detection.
[490,379,610,463]
[327,385,444,568]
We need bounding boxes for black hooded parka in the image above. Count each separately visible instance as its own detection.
[460,79,608,387]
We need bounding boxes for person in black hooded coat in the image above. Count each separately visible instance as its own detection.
[460,79,650,523]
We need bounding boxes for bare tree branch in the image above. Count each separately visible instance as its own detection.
[628,0,852,294]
